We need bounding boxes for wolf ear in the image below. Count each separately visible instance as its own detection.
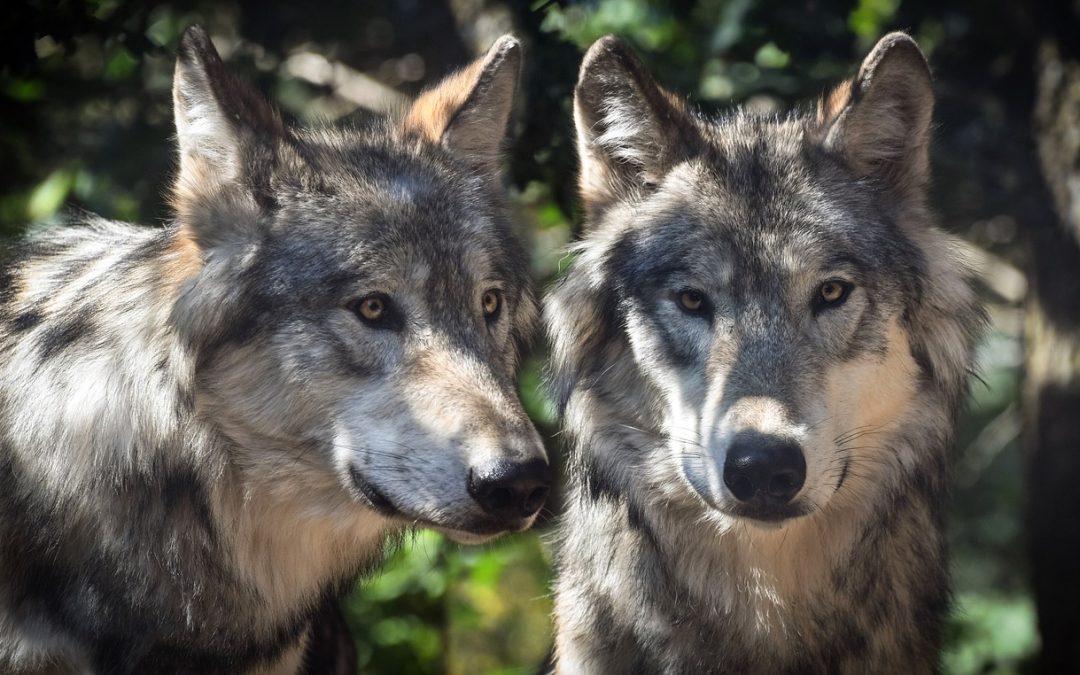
[574,36,699,215]
[817,32,934,200]
[172,25,283,247]
[402,35,521,168]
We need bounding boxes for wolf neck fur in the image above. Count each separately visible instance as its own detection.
[648,464,936,639]
[161,226,393,623]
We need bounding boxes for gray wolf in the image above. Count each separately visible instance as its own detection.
[547,32,985,673]
[0,25,549,674]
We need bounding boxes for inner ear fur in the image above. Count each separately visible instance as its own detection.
[573,35,700,216]
[171,25,284,251]
[817,32,934,200]
[402,34,521,168]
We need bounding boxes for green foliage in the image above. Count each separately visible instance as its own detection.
[943,593,1039,674]
[540,0,683,52]
[342,531,553,674]
[849,0,902,48]
[26,168,75,221]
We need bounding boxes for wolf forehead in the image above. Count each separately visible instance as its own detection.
[245,127,527,286]
[603,116,927,294]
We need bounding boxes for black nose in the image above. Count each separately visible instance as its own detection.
[468,457,551,522]
[723,434,806,507]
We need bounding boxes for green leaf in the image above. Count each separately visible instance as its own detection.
[27,169,75,222]
[3,78,45,101]
[103,47,139,82]
[754,42,790,69]
[848,0,901,47]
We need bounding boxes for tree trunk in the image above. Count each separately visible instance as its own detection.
[1027,4,1080,671]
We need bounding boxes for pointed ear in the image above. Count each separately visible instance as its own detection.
[402,35,521,168]
[172,25,283,248]
[817,32,934,200]
[573,36,699,215]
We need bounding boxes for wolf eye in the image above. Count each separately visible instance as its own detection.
[678,289,706,313]
[358,297,384,320]
[349,294,395,327]
[814,280,853,311]
[481,289,502,320]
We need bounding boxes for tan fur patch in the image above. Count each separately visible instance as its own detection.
[399,36,519,168]
[407,345,519,442]
[817,79,852,125]
[402,58,486,144]
[170,154,214,224]
[216,475,387,624]
[161,226,203,296]
[723,396,791,436]
[828,319,920,435]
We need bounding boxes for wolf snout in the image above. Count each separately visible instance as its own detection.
[722,433,806,509]
[468,457,551,522]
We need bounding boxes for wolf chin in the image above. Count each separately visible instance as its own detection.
[547,33,986,673]
[0,26,550,675]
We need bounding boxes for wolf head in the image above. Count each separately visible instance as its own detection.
[550,34,982,527]
[168,26,548,542]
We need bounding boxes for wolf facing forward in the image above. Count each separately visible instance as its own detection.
[547,33,985,673]
[0,26,550,674]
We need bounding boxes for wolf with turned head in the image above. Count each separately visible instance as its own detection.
[0,26,550,674]
[547,33,985,673]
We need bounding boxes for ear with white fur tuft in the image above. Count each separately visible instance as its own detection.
[172,25,283,249]
[402,35,521,168]
[818,32,934,201]
[574,36,700,216]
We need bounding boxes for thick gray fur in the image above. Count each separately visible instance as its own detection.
[548,32,986,674]
[0,26,544,675]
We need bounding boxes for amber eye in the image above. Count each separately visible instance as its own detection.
[679,289,705,312]
[817,280,852,308]
[349,293,402,330]
[482,289,502,319]
[357,296,385,321]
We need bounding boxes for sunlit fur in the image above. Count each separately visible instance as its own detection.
[0,27,544,674]
[548,33,986,673]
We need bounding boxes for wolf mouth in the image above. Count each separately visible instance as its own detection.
[724,501,812,524]
[349,467,399,516]
[348,467,521,537]
[693,483,812,524]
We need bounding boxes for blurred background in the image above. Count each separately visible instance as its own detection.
[2,0,1078,673]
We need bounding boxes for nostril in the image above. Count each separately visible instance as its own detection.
[768,471,799,498]
[485,486,514,512]
[523,486,549,516]
[726,473,756,502]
